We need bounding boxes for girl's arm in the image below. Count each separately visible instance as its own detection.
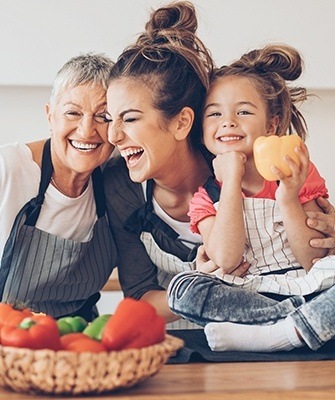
[274,144,327,270]
[279,198,327,270]
[198,152,246,273]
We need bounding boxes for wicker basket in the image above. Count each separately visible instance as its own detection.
[0,334,183,395]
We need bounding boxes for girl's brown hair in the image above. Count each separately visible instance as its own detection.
[211,44,308,140]
[109,1,214,151]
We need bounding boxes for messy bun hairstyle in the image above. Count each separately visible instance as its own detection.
[109,1,214,151]
[212,44,308,140]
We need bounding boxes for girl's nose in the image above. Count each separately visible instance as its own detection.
[222,120,237,128]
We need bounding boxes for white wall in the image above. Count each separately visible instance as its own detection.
[1,0,334,313]
[0,0,334,198]
[1,0,335,89]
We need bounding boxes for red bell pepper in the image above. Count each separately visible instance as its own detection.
[1,314,61,351]
[0,302,32,329]
[102,298,166,351]
[60,332,107,353]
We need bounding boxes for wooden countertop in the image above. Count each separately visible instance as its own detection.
[0,360,335,399]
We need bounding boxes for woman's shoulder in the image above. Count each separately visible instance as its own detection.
[104,154,132,188]
[103,154,145,206]
[0,142,35,167]
[0,142,40,187]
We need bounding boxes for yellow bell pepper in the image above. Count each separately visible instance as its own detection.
[254,135,302,181]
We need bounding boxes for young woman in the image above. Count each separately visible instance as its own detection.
[103,1,222,329]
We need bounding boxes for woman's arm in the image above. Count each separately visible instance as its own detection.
[307,197,335,257]
[104,158,186,323]
[141,290,179,323]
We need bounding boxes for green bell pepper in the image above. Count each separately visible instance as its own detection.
[83,314,111,341]
[57,316,88,336]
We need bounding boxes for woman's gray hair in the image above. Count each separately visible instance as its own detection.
[49,52,114,106]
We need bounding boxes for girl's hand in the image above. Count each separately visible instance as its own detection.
[273,142,309,204]
[213,151,246,183]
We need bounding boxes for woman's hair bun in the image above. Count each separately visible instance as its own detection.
[138,1,198,47]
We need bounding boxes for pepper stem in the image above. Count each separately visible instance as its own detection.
[19,318,36,330]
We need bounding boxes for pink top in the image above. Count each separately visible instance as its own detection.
[189,161,328,234]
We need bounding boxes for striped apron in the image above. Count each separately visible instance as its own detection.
[203,177,335,296]
[0,139,116,320]
[125,179,200,329]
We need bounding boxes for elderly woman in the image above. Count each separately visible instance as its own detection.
[0,53,116,320]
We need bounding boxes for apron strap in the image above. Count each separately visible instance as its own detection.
[203,175,220,203]
[124,179,179,240]
[92,166,106,218]
[26,139,105,224]
[25,138,54,226]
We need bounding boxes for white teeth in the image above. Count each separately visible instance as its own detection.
[219,136,242,142]
[120,148,144,158]
[71,140,98,150]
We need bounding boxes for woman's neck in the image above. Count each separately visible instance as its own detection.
[152,151,211,221]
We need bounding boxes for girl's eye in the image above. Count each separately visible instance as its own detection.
[206,112,221,118]
[238,110,252,115]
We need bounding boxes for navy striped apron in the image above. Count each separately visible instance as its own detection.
[0,139,116,320]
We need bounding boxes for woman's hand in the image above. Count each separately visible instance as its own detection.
[307,197,335,259]
[195,245,250,277]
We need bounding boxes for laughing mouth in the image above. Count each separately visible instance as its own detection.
[120,147,144,163]
[70,140,100,151]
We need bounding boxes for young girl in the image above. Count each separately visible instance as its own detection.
[167,44,335,352]
[190,43,332,294]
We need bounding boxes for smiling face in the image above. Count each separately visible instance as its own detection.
[106,77,183,183]
[46,83,114,177]
[203,75,278,159]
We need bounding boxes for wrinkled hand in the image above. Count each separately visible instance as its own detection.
[195,245,250,277]
[307,197,335,261]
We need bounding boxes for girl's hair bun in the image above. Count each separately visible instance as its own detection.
[240,44,303,81]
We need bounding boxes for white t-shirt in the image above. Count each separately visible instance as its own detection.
[0,142,97,260]
[141,181,202,248]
